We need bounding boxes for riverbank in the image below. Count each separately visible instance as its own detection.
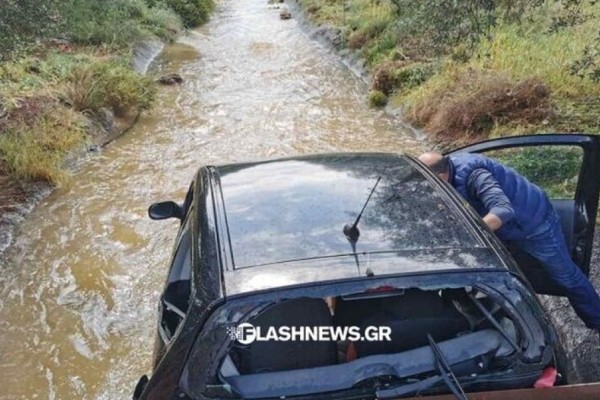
[0,50,149,253]
[295,0,600,147]
[0,1,425,396]
[0,0,215,253]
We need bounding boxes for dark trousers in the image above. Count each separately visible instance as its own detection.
[517,211,600,330]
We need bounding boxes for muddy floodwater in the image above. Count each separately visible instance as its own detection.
[0,0,423,398]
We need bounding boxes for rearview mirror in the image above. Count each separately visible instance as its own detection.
[148,201,183,220]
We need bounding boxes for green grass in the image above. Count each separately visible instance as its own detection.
[0,0,219,185]
[299,0,600,140]
[61,59,156,115]
[368,90,388,107]
[0,103,85,183]
[0,49,157,184]
[63,0,184,48]
[404,1,600,137]
[163,0,215,28]
[0,0,213,185]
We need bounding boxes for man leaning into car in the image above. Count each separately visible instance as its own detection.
[418,151,600,338]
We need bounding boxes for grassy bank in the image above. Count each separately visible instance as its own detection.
[0,0,214,184]
[298,0,600,146]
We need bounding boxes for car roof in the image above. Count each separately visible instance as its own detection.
[209,153,507,295]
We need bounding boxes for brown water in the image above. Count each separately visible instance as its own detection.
[0,1,423,398]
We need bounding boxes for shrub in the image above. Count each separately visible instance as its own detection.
[372,63,396,94]
[143,6,184,41]
[61,0,148,47]
[394,63,437,90]
[164,0,214,28]
[60,0,184,47]
[409,72,552,140]
[0,0,62,59]
[61,60,156,115]
[0,99,85,183]
[368,90,388,108]
[387,0,545,54]
[348,31,369,49]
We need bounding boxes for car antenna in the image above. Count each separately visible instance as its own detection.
[343,176,382,241]
[344,176,381,276]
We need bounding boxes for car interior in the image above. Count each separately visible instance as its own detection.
[219,288,522,397]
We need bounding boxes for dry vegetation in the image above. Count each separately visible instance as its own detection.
[298,0,600,144]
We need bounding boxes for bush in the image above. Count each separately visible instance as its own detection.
[143,6,184,41]
[388,0,545,54]
[394,63,437,90]
[61,60,156,115]
[61,0,182,47]
[372,63,396,94]
[1,1,189,56]
[0,0,62,59]
[0,99,85,183]
[368,90,388,107]
[164,0,214,28]
[408,71,552,140]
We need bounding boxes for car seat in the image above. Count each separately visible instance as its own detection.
[233,297,338,374]
[336,289,470,359]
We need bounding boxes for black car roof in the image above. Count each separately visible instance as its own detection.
[209,153,506,294]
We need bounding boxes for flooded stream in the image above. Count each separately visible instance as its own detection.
[0,0,423,398]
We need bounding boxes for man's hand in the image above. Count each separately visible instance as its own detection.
[483,213,503,232]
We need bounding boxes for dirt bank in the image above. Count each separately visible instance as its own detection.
[0,40,163,255]
[0,109,141,254]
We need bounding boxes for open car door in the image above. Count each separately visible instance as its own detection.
[447,134,600,296]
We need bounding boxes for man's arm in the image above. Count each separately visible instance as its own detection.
[467,169,514,232]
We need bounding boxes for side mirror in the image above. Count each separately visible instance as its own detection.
[148,201,183,220]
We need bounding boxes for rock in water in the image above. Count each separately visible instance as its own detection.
[157,73,183,85]
[280,4,292,19]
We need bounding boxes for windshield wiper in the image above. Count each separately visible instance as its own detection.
[427,334,468,400]
[376,335,468,400]
[468,292,520,352]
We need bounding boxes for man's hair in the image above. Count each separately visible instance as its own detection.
[429,156,450,174]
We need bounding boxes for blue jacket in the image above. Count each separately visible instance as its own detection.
[449,153,551,241]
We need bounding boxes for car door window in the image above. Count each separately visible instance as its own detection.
[160,215,192,344]
[446,134,600,296]
[482,145,583,199]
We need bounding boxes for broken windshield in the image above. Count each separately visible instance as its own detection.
[181,272,554,400]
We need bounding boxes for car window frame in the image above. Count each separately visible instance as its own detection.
[159,203,195,345]
[446,133,600,278]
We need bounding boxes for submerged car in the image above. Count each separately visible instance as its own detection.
[134,134,600,400]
